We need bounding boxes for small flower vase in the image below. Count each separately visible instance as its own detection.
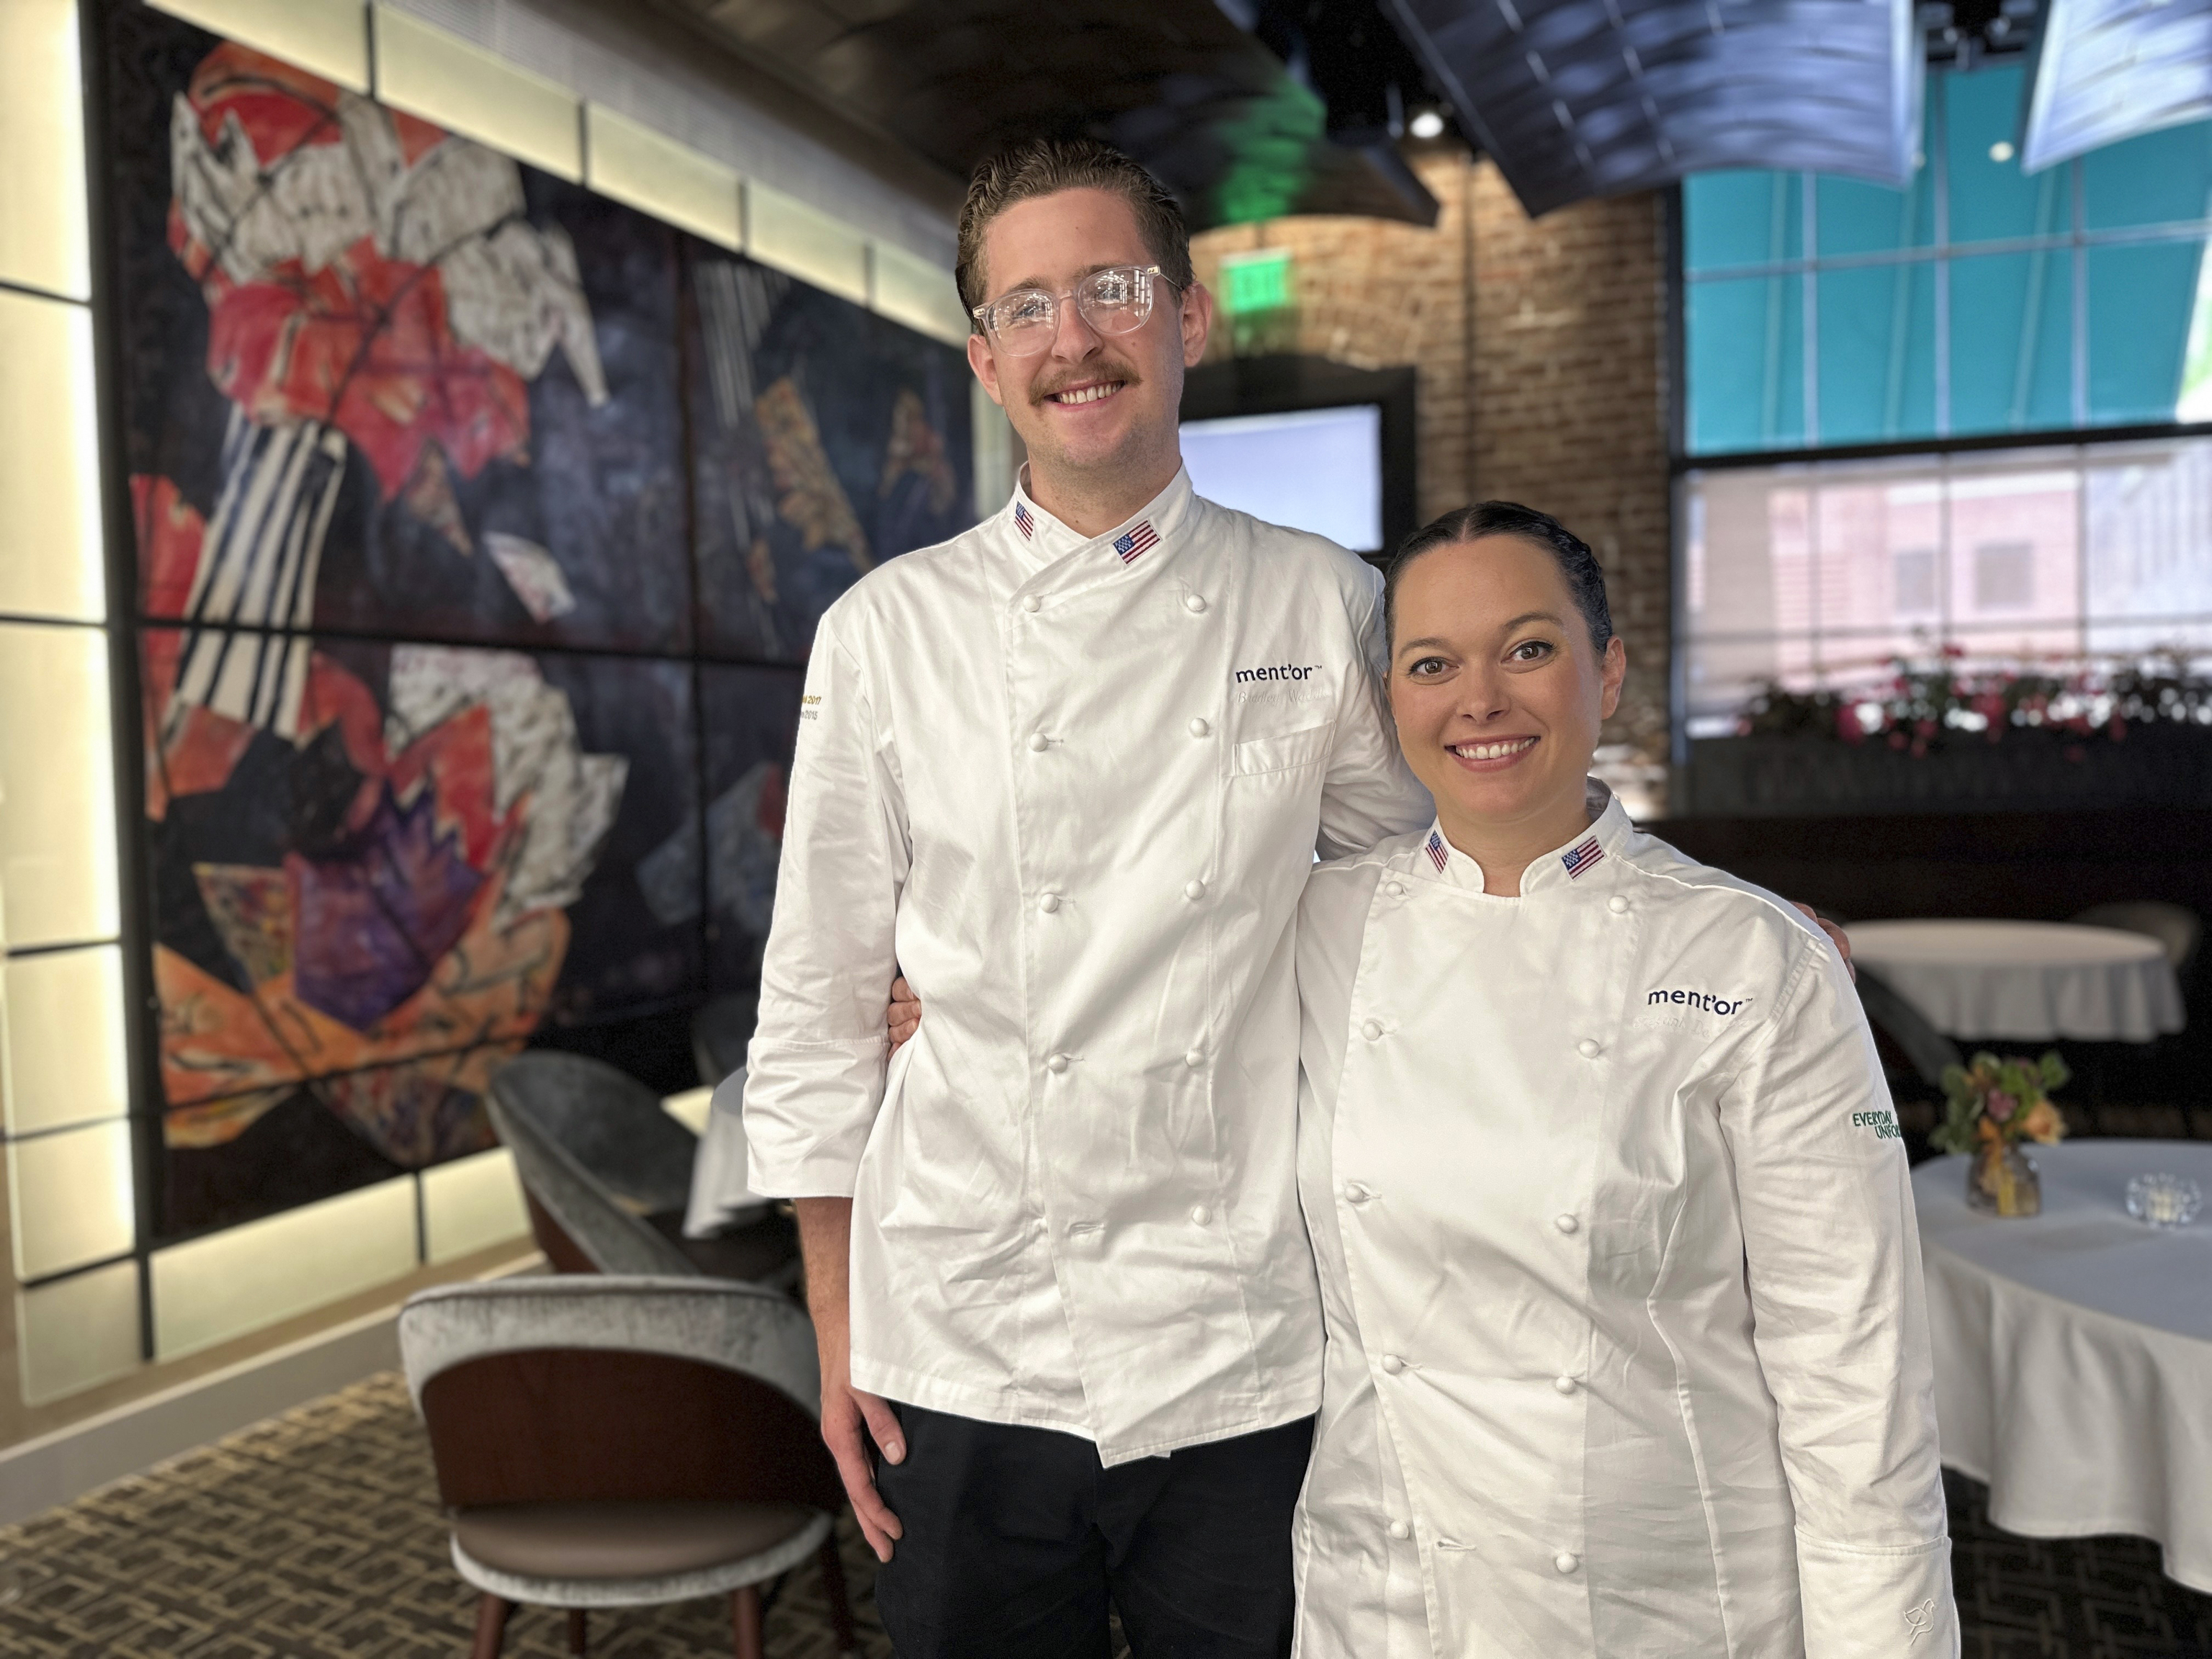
[1967,1142,2041,1218]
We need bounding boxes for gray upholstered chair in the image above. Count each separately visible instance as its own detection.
[691,992,760,1087]
[2072,900,2203,974]
[488,1053,698,1277]
[488,1052,798,1285]
[398,1276,856,1658]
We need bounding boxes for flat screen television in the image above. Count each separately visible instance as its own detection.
[1179,405,1385,555]
[1179,357,1416,561]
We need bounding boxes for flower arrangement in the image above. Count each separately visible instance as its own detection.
[1932,1051,2070,1218]
[1738,649,2212,758]
[1931,1051,2071,1154]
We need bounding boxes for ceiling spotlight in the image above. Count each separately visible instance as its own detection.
[1409,108,1446,140]
[1990,139,2015,162]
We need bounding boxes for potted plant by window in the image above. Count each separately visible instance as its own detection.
[1930,1051,2071,1217]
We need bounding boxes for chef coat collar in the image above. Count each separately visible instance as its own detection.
[1414,778,1630,896]
[1004,464,1195,574]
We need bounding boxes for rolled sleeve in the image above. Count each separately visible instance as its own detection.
[1317,567,1431,858]
[1719,935,1958,1659]
[742,612,909,1198]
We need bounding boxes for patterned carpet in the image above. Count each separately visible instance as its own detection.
[0,1371,2206,1657]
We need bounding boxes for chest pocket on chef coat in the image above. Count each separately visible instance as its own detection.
[1231,721,1332,776]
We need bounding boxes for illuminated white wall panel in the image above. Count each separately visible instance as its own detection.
[421,1147,529,1264]
[0,290,105,624]
[1,945,129,1138]
[0,623,120,953]
[0,0,91,303]
[17,1259,140,1406]
[9,1118,134,1282]
[150,1177,418,1359]
[587,104,742,251]
[747,182,871,306]
[149,0,369,91]
[374,6,582,182]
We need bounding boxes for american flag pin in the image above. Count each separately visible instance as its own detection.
[1562,835,1605,878]
[1426,830,1449,872]
[1112,520,1159,564]
[1014,500,1035,539]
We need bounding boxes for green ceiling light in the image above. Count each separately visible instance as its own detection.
[1221,248,1294,315]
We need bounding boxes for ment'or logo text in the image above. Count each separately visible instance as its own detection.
[1647,987,1745,1015]
[1235,662,1318,684]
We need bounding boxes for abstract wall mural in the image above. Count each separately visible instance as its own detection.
[105,2,973,1238]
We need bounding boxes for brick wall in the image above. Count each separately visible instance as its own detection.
[1190,151,1675,799]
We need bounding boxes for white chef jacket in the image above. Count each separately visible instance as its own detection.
[1292,787,1956,1659]
[743,467,1430,1464]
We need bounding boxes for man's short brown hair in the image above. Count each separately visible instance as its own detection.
[956,138,1195,325]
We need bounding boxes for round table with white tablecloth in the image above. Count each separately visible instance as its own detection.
[1848,919,2185,1041]
[1912,1141,2212,1591]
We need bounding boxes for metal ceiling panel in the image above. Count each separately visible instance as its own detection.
[657,0,1439,230]
[1382,0,1923,215]
[2020,0,2212,171]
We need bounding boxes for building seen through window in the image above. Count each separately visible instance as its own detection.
[1679,60,2212,740]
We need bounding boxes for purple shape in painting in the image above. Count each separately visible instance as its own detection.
[289,787,487,1030]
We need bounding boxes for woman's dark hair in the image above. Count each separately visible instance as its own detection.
[1383,501,1614,655]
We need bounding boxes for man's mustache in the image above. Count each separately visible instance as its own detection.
[1031,361,1143,404]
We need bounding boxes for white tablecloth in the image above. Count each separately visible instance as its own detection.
[1914,1141,2212,1591]
[1848,919,2185,1042]
[683,1066,775,1238]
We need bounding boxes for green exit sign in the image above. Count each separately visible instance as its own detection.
[1220,249,1292,315]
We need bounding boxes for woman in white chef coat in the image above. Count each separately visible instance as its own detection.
[1292,503,1956,1659]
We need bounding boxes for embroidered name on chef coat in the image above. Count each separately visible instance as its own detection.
[1647,988,1747,1015]
[801,694,822,721]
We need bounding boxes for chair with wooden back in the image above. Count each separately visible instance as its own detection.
[398,1276,856,1658]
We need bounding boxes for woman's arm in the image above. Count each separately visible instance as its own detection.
[1719,932,1958,1659]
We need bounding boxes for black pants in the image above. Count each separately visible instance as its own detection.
[870,1403,1314,1659]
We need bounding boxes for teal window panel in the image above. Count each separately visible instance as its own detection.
[2083,122,2212,233]
[2087,239,2203,423]
[1816,171,1936,257]
[1815,262,1936,443]
[1684,171,1802,273]
[1688,273,1805,452]
[1950,249,2074,435]
[1943,65,2050,245]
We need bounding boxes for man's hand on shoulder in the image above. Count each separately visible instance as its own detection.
[1795,903,1856,979]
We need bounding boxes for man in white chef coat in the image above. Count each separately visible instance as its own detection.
[740,138,1431,1655]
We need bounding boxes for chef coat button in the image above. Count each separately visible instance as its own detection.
[1362,1020,1382,1041]
[1184,1049,1204,1069]
[1577,1038,1601,1058]
[1555,1213,1580,1233]
[1183,593,1208,613]
[1047,1053,1070,1074]
[1388,1520,1411,1541]
[1022,594,1042,613]
[1555,1552,1581,1575]
[1554,1375,1579,1395]
[1184,878,1206,900]
[1039,893,1061,914]
[1190,1205,1210,1225]
[1028,732,1050,752]
[1188,716,1210,737]
[1607,894,1629,914]
[1380,1354,1406,1375]
[1386,881,1406,898]
[1344,1182,1372,1202]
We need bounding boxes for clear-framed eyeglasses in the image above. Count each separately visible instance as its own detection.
[971,264,1184,356]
